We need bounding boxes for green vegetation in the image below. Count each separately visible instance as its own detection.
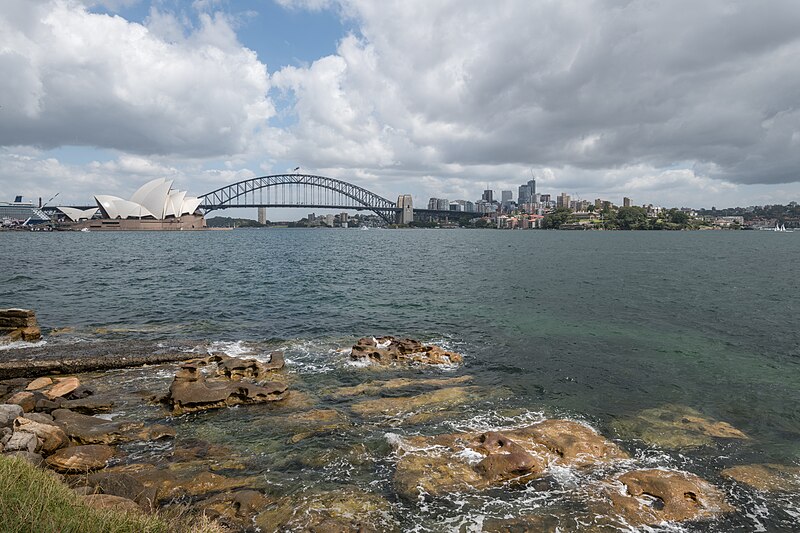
[0,456,219,533]
[543,207,574,229]
[206,216,265,228]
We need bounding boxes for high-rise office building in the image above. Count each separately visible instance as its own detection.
[501,190,513,203]
[518,184,531,205]
[557,193,571,209]
[623,197,631,208]
[482,189,494,203]
[527,178,536,196]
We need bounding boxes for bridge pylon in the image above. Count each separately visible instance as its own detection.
[397,195,413,224]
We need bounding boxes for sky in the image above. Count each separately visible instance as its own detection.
[1,0,800,215]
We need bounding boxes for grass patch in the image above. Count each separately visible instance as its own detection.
[0,455,224,533]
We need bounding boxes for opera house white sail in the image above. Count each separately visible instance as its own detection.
[93,178,202,220]
[58,207,98,222]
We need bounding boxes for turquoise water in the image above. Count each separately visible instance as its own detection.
[2,229,800,530]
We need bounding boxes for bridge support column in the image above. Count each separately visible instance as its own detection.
[257,207,267,225]
[397,194,413,224]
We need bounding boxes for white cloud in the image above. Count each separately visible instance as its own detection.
[270,0,800,200]
[0,0,273,157]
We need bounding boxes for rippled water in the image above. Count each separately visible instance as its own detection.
[2,228,800,531]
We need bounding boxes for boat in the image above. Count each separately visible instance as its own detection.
[360,226,369,231]
[80,227,90,232]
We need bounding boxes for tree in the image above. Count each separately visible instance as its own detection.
[668,209,689,225]
[543,207,574,229]
[615,206,648,230]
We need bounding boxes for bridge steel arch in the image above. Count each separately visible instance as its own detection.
[199,174,399,223]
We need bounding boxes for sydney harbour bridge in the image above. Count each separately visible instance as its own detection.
[197,174,469,224]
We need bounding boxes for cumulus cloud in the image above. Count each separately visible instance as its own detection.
[0,0,273,157]
[273,0,800,191]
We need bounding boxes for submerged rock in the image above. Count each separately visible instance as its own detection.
[350,336,462,366]
[602,468,733,526]
[392,419,627,500]
[721,464,800,493]
[165,359,288,414]
[332,375,473,397]
[196,490,271,530]
[612,404,748,448]
[350,386,485,419]
[255,486,397,532]
[46,444,115,473]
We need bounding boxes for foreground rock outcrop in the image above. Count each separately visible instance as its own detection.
[392,419,629,500]
[602,468,734,526]
[351,336,463,366]
[163,352,289,414]
[721,463,800,493]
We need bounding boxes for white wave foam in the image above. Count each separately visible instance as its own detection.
[0,339,46,351]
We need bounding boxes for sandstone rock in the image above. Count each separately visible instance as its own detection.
[35,398,64,413]
[3,450,44,466]
[721,464,800,493]
[22,412,54,424]
[210,351,285,379]
[51,409,141,445]
[130,424,176,441]
[81,494,142,513]
[0,403,23,427]
[84,471,152,508]
[46,377,81,400]
[503,419,629,468]
[332,375,473,397]
[613,404,747,448]
[351,336,463,366]
[482,515,563,533]
[14,417,69,454]
[7,391,37,412]
[603,469,733,526]
[61,397,114,414]
[20,326,42,342]
[392,419,627,500]
[351,386,483,419]
[196,490,271,530]
[278,409,350,443]
[255,487,397,532]
[45,444,115,473]
[26,377,53,391]
[166,362,288,415]
[4,431,38,453]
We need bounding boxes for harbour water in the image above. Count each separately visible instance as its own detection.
[2,229,799,531]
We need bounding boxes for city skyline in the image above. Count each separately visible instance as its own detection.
[1,1,800,211]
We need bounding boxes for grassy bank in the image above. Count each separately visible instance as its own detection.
[0,456,221,533]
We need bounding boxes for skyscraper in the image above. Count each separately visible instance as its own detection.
[482,189,494,203]
[501,190,513,203]
[518,184,531,205]
[527,178,536,196]
[623,197,631,208]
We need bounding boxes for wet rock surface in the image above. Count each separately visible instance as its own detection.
[613,404,747,448]
[602,468,733,526]
[350,336,463,366]
[255,486,397,532]
[164,353,288,414]
[350,385,487,419]
[392,419,628,500]
[721,463,800,493]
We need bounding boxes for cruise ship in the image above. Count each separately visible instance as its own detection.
[0,196,51,227]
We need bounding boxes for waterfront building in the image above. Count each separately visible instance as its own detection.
[465,201,475,212]
[58,207,97,222]
[436,198,449,211]
[557,193,571,209]
[427,198,437,210]
[324,214,334,226]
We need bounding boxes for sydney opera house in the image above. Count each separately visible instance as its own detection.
[68,178,206,230]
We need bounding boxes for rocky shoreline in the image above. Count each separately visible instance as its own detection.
[2,331,799,531]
